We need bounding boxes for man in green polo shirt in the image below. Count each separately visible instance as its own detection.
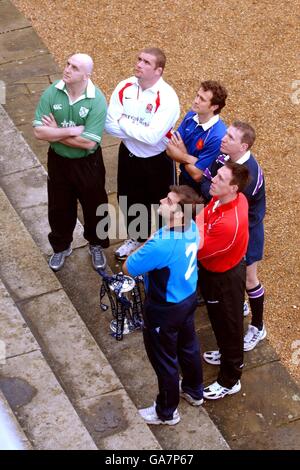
[33,53,109,271]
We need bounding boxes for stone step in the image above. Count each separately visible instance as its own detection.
[0,277,96,450]
[0,184,160,450]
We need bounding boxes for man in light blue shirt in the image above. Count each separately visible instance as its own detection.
[123,185,204,425]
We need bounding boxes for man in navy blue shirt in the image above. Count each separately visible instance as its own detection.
[200,121,267,353]
[166,80,227,194]
[123,185,203,425]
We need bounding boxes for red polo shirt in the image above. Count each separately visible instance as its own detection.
[197,193,249,272]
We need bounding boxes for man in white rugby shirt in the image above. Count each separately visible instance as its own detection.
[105,47,180,259]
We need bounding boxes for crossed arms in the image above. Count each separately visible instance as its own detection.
[33,113,96,150]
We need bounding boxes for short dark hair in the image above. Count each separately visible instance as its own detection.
[170,185,203,222]
[200,80,228,114]
[225,161,250,192]
[142,47,166,71]
[232,120,256,149]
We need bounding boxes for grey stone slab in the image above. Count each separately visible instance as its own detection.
[102,144,118,195]
[4,92,40,126]
[19,205,86,256]
[0,106,39,175]
[232,419,300,450]
[0,27,47,64]
[0,0,30,34]
[18,204,51,255]
[26,82,49,95]
[78,389,161,450]
[15,76,51,85]
[6,83,29,98]
[17,123,49,169]
[21,289,121,401]
[0,279,39,359]
[204,361,300,447]
[0,389,32,449]
[0,350,97,449]
[1,165,48,209]
[0,53,60,84]
[0,188,61,300]
[152,404,229,450]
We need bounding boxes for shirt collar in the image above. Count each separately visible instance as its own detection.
[193,113,219,131]
[236,150,251,165]
[211,194,240,212]
[134,76,164,93]
[55,79,95,99]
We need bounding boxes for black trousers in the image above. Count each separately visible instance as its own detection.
[117,142,176,241]
[143,293,203,421]
[47,147,109,252]
[198,260,246,388]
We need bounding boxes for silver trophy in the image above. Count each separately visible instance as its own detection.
[98,270,144,340]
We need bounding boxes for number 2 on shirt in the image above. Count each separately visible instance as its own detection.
[185,243,198,280]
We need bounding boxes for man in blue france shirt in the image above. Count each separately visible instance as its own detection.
[123,185,204,425]
[166,80,227,194]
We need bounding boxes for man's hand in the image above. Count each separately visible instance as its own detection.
[41,113,84,136]
[41,113,58,128]
[170,131,187,153]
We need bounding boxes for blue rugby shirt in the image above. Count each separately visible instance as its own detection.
[177,111,227,184]
[126,221,200,304]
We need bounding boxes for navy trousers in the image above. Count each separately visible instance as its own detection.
[143,292,203,421]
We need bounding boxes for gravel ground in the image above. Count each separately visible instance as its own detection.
[13,0,300,382]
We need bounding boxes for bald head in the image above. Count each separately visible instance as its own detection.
[70,53,94,75]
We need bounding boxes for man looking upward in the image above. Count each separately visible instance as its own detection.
[33,53,109,271]
[105,47,180,260]
[167,80,227,194]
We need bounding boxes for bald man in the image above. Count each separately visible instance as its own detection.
[33,53,109,272]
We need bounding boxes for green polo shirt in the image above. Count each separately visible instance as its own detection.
[33,79,107,158]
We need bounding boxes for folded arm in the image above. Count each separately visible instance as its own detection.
[33,113,95,149]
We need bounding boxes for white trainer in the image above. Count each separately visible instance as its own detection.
[203,380,241,400]
[179,380,203,406]
[115,239,142,260]
[139,403,180,425]
[244,324,267,351]
[203,350,221,365]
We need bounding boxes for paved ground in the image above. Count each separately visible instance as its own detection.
[0,0,300,450]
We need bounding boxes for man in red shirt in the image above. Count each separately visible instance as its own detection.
[196,161,250,399]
